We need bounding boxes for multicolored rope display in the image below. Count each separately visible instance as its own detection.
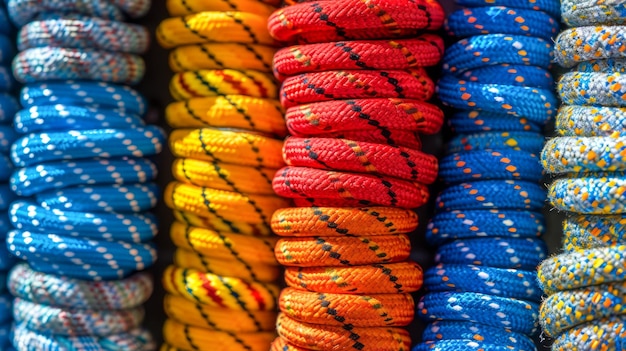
[268,0,445,349]
[157,1,284,350]
[5,1,160,349]
[415,1,558,350]
[536,1,626,350]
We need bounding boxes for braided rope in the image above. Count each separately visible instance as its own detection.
[275,234,411,267]
[276,313,411,351]
[285,98,443,136]
[162,265,279,311]
[169,128,284,168]
[169,69,278,101]
[283,137,438,183]
[169,43,275,73]
[13,47,145,84]
[284,261,423,294]
[157,12,274,48]
[271,206,418,237]
[166,0,276,17]
[561,0,626,26]
[18,17,149,53]
[562,213,626,250]
[163,319,275,351]
[267,0,444,43]
[280,69,435,108]
[163,294,277,332]
[165,96,285,136]
[273,166,430,209]
[173,248,280,283]
[548,176,626,214]
[273,35,444,80]
[279,288,414,327]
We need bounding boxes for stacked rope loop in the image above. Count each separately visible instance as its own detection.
[538,2,626,350]
[414,1,560,350]
[156,0,289,349]
[267,0,445,349]
[4,0,162,349]
[0,4,17,350]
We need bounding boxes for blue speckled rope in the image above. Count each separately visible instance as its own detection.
[555,105,626,136]
[548,175,626,214]
[13,297,144,336]
[538,245,626,294]
[558,71,626,107]
[424,264,543,301]
[426,209,544,246]
[18,17,149,54]
[11,323,155,351]
[6,0,151,26]
[418,291,540,335]
[447,111,543,134]
[540,280,626,337]
[442,34,553,74]
[9,201,157,243]
[561,0,626,26]
[20,81,147,116]
[8,263,152,309]
[551,315,626,351]
[446,7,558,40]
[10,126,164,167]
[435,180,546,211]
[454,65,554,89]
[435,237,547,270]
[7,230,157,272]
[562,213,626,250]
[13,47,145,84]
[555,26,626,68]
[542,136,626,173]
[418,320,537,351]
[36,183,159,213]
[456,0,560,18]
[10,157,157,196]
[439,149,542,184]
[445,131,545,155]
[437,76,557,125]
[13,105,145,134]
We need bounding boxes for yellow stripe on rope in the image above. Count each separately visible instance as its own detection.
[164,294,277,332]
[165,96,285,136]
[163,319,276,351]
[169,128,284,168]
[169,43,275,73]
[162,265,279,310]
[169,69,278,100]
[170,221,278,265]
[165,181,289,226]
[157,12,274,48]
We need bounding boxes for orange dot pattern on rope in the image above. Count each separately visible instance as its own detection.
[157,1,285,349]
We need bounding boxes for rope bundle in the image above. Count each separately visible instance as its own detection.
[538,2,626,350]
[156,0,286,349]
[4,0,162,348]
[0,4,17,349]
[268,0,445,349]
[415,2,559,350]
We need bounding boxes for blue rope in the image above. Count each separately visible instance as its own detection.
[13,47,145,84]
[18,16,149,54]
[20,81,147,116]
[10,157,157,196]
[14,105,145,134]
[445,131,545,155]
[435,180,546,211]
[9,200,158,243]
[447,111,543,134]
[426,209,544,246]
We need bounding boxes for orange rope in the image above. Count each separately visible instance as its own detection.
[275,234,411,266]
